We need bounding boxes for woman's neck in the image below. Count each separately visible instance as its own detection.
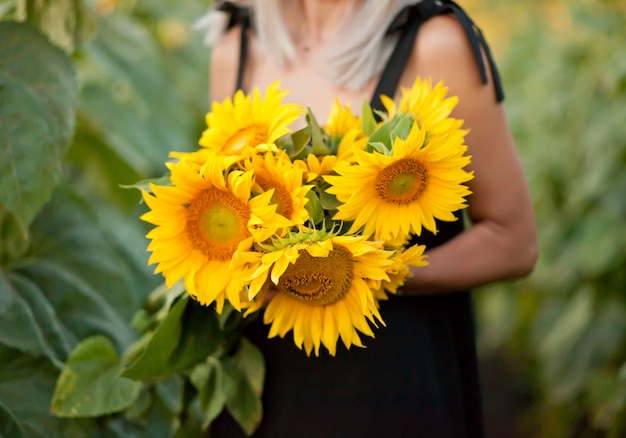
[288,0,362,49]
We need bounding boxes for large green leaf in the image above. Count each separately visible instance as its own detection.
[75,12,200,177]
[0,346,94,437]
[123,296,223,381]
[0,186,156,434]
[0,21,78,235]
[0,271,71,367]
[9,189,149,352]
[51,335,142,417]
[25,189,154,325]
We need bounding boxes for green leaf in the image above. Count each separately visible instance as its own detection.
[287,125,312,160]
[76,14,199,176]
[361,99,377,136]
[367,122,393,152]
[0,346,95,437]
[318,182,342,211]
[0,205,30,263]
[0,21,78,236]
[190,358,229,430]
[15,190,144,352]
[18,0,96,53]
[0,399,27,438]
[51,335,142,417]
[0,271,71,367]
[307,108,329,156]
[223,339,264,436]
[390,114,414,141]
[123,296,224,381]
[368,141,389,155]
[304,189,324,225]
[120,174,172,193]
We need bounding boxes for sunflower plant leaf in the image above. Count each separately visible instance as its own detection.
[0,21,78,236]
[368,122,393,151]
[361,99,377,136]
[307,108,329,156]
[318,182,342,211]
[18,0,97,53]
[288,126,312,159]
[50,335,142,417]
[223,338,264,436]
[0,346,95,437]
[390,114,414,141]
[368,141,390,155]
[122,296,223,381]
[119,174,171,193]
[304,189,325,225]
[190,358,229,430]
[373,108,388,123]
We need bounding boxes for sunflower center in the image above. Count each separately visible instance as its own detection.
[277,246,353,306]
[185,188,251,260]
[224,123,269,153]
[375,158,428,205]
[257,178,294,219]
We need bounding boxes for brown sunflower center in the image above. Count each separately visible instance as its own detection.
[277,245,353,306]
[185,188,251,260]
[375,158,428,205]
[224,123,269,153]
[257,177,293,219]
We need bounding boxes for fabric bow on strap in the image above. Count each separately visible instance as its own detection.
[383,0,504,103]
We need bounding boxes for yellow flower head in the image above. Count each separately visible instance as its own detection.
[323,99,362,139]
[299,130,367,182]
[381,77,466,141]
[199,81,305,157]
[325,121,474,241]
[236,230,393,356]
[141,155,290,313]
[373,244,428,300]
[244,151,312,227]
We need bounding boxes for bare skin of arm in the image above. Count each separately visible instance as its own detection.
[209,15,538,297]
[400,15,538,294]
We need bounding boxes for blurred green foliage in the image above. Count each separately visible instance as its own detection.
[0,0,213,435]
[0,0,624,436]
[474,0,626,435]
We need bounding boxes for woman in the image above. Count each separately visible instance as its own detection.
[201,0,538,436]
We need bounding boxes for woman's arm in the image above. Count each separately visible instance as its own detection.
[208,25,242,103]
[401,15,538,294]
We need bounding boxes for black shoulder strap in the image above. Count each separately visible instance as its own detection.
[216,1,251,93]
[370,0,504,113]
[369,4,425,113]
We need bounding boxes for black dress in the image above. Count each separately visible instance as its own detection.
[211,2,504,436]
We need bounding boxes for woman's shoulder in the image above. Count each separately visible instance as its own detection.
[209,24,242,102]
[413,14,477,74]
[402,11,497,100]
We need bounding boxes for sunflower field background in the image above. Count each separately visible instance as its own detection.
[0,0,624,436]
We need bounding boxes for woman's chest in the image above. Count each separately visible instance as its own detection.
[246,53,378,125]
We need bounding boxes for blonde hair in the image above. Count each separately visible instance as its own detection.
[196,0,421,91]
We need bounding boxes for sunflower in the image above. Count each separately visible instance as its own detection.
[323,98,362,139]
[298,130,366,183]
[373,244,428,301]
[381,77,466,142]
[141,155,290,313]
[244,151,312,227]
[198,81,304,157]
[324,121,473,241]
[236,230,393,356]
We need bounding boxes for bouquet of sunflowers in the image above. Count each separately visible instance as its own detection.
[140,79,472,357]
